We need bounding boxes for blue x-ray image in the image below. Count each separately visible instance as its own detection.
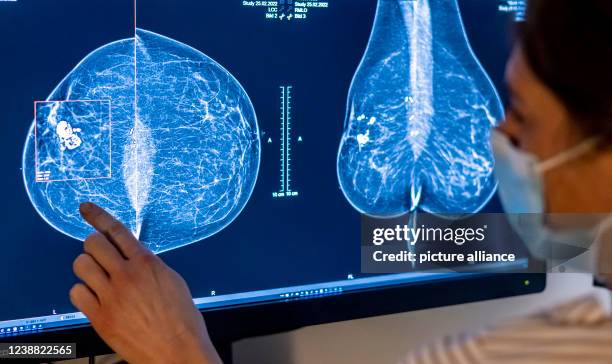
[22,29,261,253]
[33,100,112,183]
[337,0,503,217]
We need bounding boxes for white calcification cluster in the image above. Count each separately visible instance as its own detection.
[23,29,260,253]
[337,0,504,217]
[35,100,109,180]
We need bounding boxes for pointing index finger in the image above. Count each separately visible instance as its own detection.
[80,202,145,258]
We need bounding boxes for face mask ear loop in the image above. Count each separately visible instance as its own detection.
[535,137,601,174]
[595,214,612,240]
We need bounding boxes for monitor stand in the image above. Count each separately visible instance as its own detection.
[214,338,234,364]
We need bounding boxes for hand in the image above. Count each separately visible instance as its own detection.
[70,202,222,364]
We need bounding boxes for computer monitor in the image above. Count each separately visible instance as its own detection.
[0,0,540,359]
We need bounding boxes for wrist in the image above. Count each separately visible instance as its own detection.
[157,329,221,364]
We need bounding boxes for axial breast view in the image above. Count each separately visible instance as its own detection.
[23,29,260,253]
[337,0,504,217]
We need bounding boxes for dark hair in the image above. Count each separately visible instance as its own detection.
[520,0,612,139]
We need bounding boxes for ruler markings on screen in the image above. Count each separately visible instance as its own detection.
[274,86,299,198]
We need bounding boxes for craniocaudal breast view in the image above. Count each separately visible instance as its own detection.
[23,29,261,253]
[337,0,504,218]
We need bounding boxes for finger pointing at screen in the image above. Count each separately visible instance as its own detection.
[70,202,221,364]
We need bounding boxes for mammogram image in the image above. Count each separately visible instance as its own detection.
[23,29,260,253]
[34,100,112,183]
[337,0,504,217]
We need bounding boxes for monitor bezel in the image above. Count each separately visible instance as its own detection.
[0,273,545,359]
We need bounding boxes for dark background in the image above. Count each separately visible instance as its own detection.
[0,0,514,323]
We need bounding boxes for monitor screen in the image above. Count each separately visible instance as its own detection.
[0,0,529,335]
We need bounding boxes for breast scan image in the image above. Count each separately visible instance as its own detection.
[337,0,504,217]
[22,29,261,253]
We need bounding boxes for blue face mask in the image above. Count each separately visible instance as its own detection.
[491,130,605,262]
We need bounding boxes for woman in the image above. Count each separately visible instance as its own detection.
[70,0,612,363]
[493,0,612,264]
[400,1,612,362]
